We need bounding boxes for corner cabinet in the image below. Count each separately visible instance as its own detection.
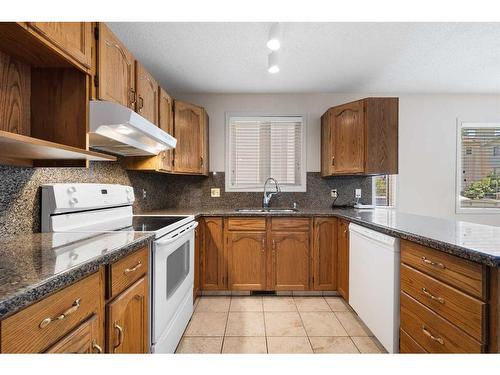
[337,219,350,301]
[312,217,338,290]
[173,100,209,175]
[321,97,398,176]
[201,217,226,290]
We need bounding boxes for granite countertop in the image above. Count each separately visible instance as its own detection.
[145,207,500,267]
[0,231,154,320]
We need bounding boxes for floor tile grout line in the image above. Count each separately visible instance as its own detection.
[220,296,232,353]
[295,300,315,354]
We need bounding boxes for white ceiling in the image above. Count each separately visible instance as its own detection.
[108,22,500,95]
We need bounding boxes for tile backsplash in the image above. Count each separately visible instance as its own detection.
[0,161,372,236]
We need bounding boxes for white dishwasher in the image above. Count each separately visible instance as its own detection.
[349,223,400,353]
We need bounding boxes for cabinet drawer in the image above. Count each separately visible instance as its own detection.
[401,263,486,342]
[109,246,149,298]
[400,329,426,353]
[45,314,101,354]
[227,217,266,231]
[271,217,310,231]
[400,292,484,353]
[400,240,486,299]
[1,271,102,353]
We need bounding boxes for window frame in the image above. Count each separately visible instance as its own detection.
[225,112,307,192]
[455,120,500,214]
[372,174,397,208]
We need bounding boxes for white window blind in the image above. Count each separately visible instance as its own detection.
[227,116,305,191]
[457,123,500,211]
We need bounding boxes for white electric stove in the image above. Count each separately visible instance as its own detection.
[41,183,197,354]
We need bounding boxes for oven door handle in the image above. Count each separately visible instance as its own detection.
[155,221,198,246]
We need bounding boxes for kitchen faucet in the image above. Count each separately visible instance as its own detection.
[263,177,280,208]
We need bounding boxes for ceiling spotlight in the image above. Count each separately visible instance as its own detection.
[268,51,280,74]
[267,23,281,51]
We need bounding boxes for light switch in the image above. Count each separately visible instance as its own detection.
[211,188,221,198]
[355,189,362,198]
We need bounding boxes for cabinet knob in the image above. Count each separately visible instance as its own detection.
[331,156,335,166]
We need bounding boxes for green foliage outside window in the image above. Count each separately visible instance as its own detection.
[463,172,500,200]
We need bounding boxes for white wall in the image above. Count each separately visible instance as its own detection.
[177,93,500,226]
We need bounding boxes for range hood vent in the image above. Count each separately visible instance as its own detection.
[89,100,176,156]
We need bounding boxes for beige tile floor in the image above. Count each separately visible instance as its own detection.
[176,296,386,354]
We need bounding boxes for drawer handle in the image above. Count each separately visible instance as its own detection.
[421,287,445,304]
[422,325,444,345]
[114,322,124,351]
[421,256,446,269]
[124,260,142,274]
[39,298,81,329]
[92,340,103,354]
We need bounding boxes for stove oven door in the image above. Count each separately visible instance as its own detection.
[151,221,197,349]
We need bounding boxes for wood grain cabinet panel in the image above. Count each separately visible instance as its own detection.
[28,22,92,69]
[228,217,266,231]
[45,314,103,354]
[0,271,104,353]
[271,217,310,232]
[401,263,486,342]
[194,221,201,300]
[399,328,427,353]
[158,87,174,172]
[400,292,484,353]
[109,246,148,299]
[272,232,310,291]
[321,97,398,176]
[227,231,267,290]
[135,61,159,125]
[201,217,226,290]
[97,23,135,109]
[401,240,487,300]
[312,217,337,290]
[106,276,148,354]
[173,100,208,175]
[337,219,350,301]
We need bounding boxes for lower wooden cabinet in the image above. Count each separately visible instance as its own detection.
[312,217,338,290]
[45,314,102,354]
[106,276,148,354]
[201,217,226,290]
[337,219,350,301]
[194,220,201,300]
[227,231,267,290]
[272,232,310,291]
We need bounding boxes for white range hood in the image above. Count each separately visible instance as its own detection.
[89,100,176,156]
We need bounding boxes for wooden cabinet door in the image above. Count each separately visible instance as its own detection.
[97,23,135,109]
[321,110,335,176]
[106,276,148,354]
[173,100,204,174]
[312,218,338,290]
[272,232,310,291]
[158,88,174,172]
[29,22,92,69]
[227,231,267,291]
[45,314,103,354]
[332,101,365,174]
[201,218,226,290]
[337,219,350,301]
[135,61,159,125]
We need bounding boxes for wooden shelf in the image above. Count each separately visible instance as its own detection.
[0,131,116,164]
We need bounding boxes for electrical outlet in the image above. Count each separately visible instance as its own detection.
[330,189,338,198]
[211,188,221,198]
[142,189,147,199]
[355,188,362,198]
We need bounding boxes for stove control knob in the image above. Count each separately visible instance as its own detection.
[67,186,77,194]
[70,197,79,205]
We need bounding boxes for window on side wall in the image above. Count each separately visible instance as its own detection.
[372,175,397,207]
[457,122,500,213]
[226,115,306,192]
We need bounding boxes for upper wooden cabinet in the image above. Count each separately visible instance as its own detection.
[173,100,209,175]
[321,97,398,176]
[135,62,159,125]
[28,22,92,69]
[158,88,174,172]
[97,23,136,109]
[312,217,338,291]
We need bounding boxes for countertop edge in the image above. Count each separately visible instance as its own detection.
[0,234,154,320]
